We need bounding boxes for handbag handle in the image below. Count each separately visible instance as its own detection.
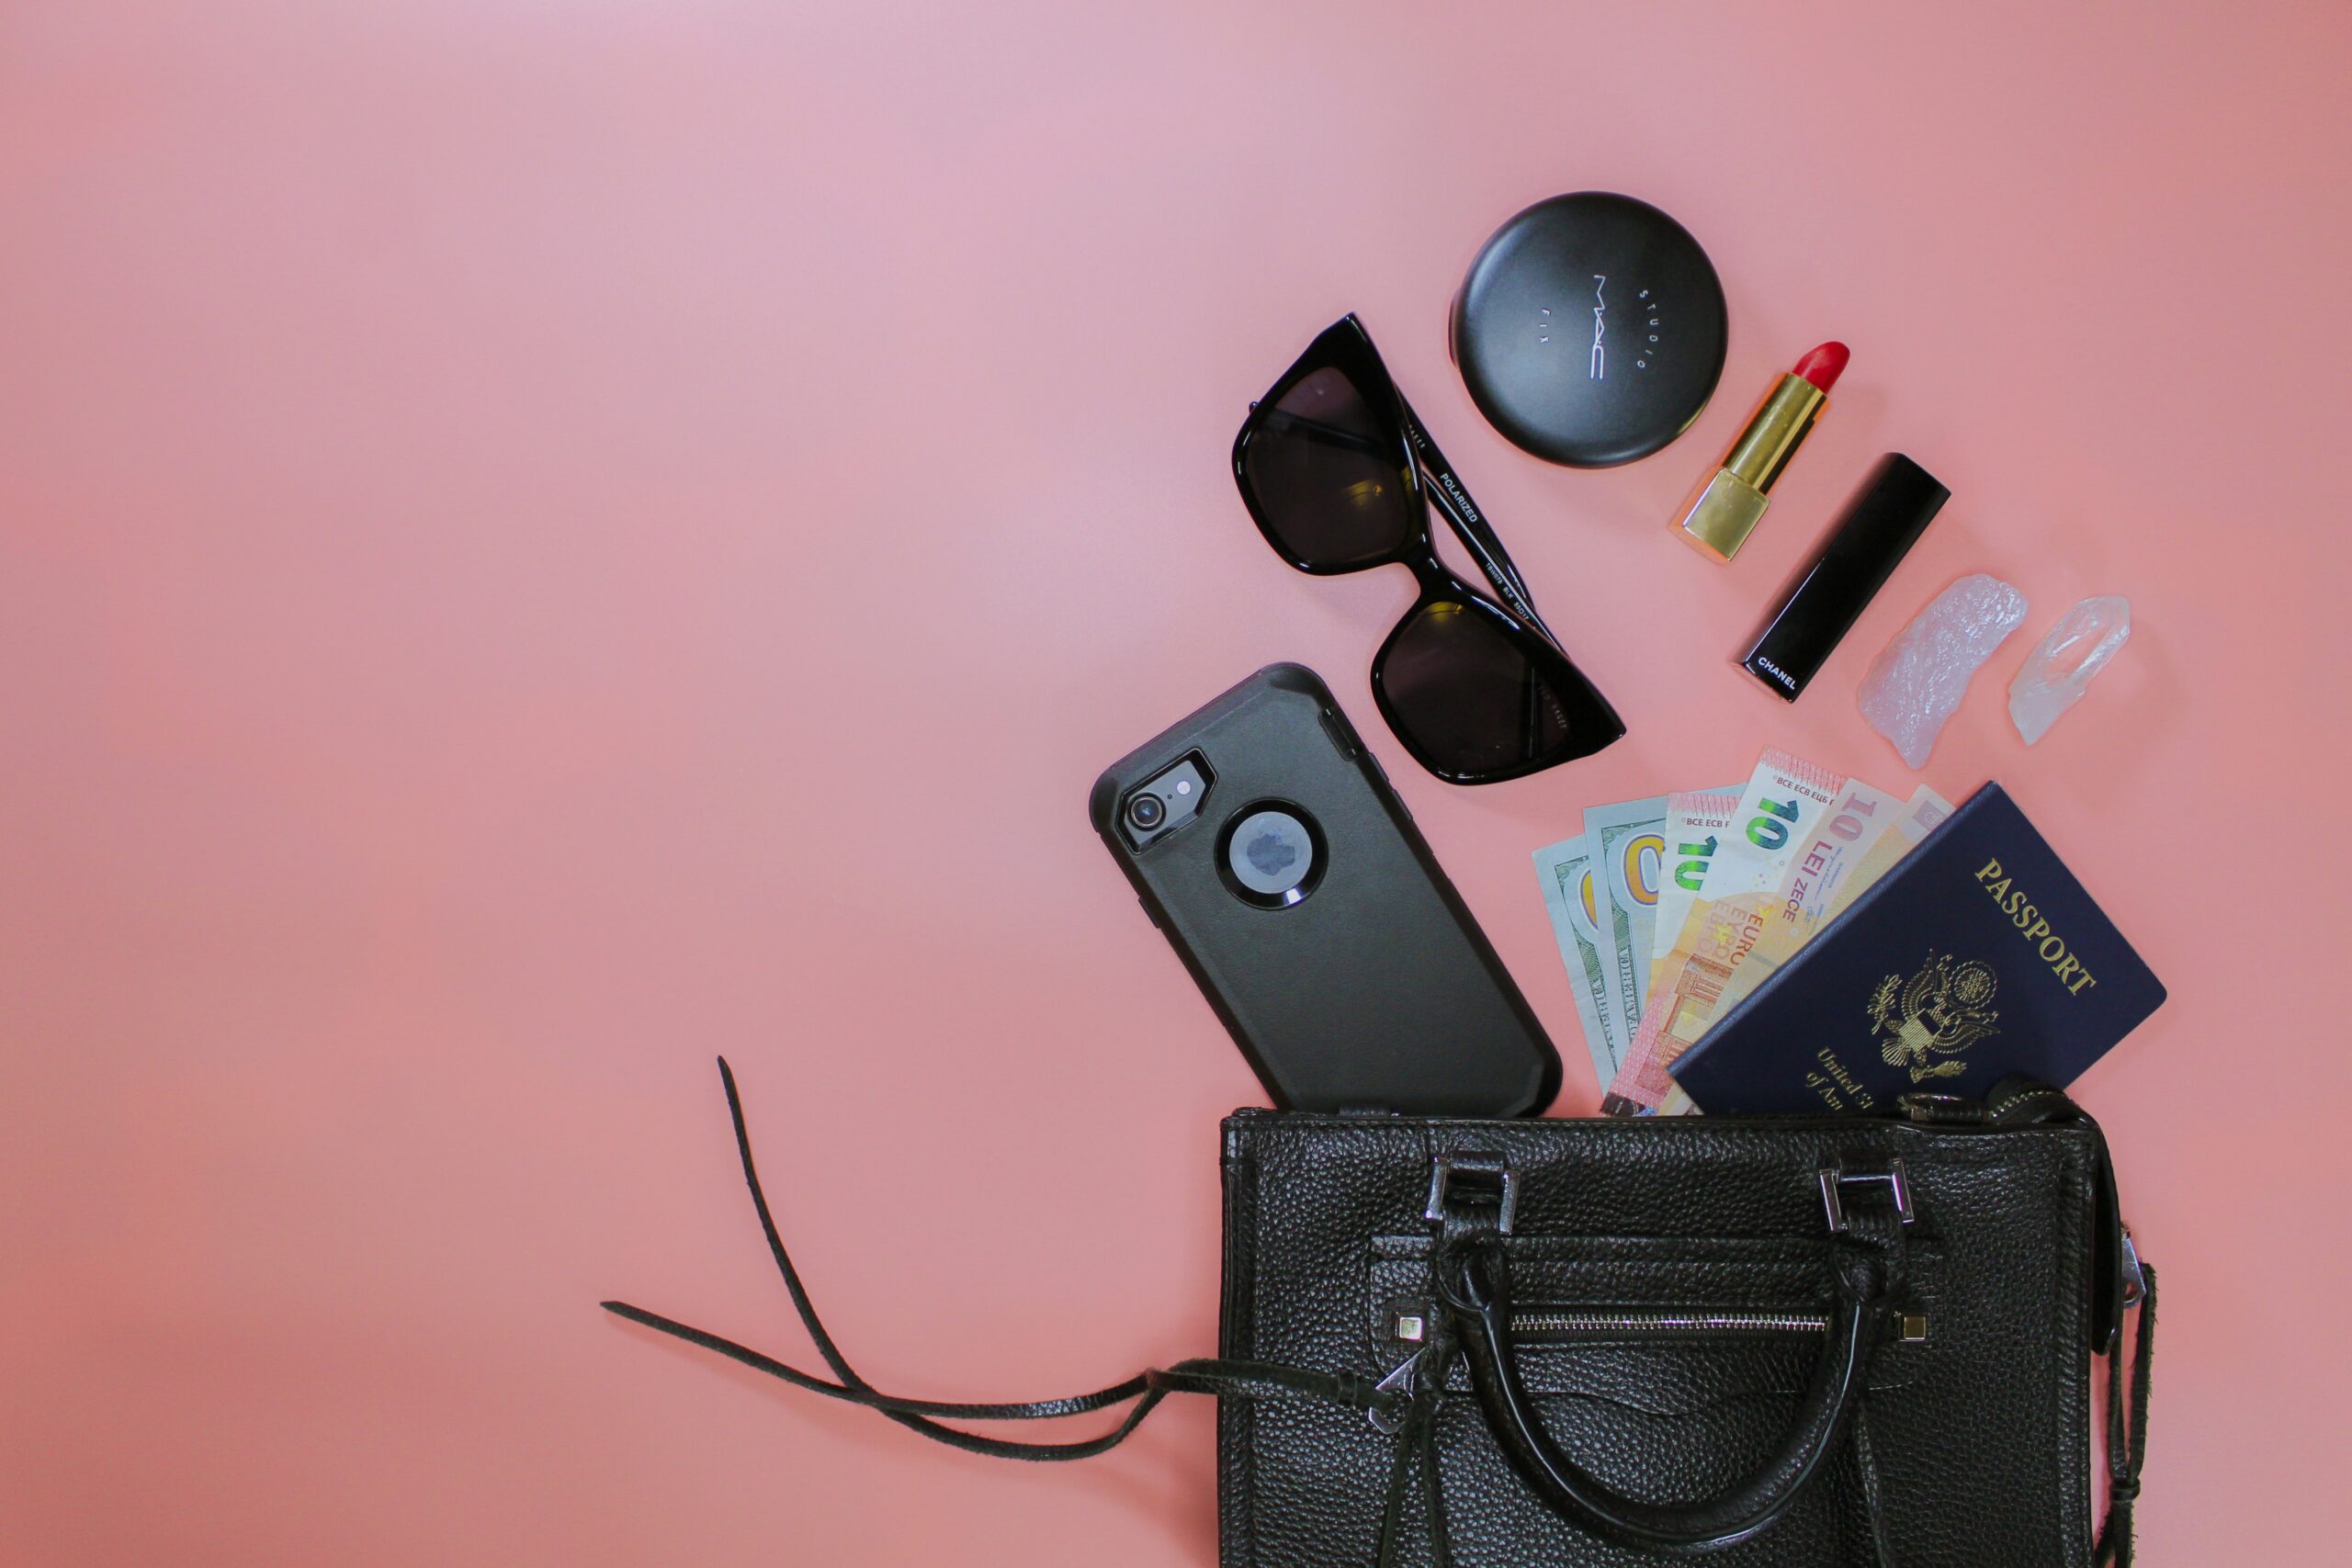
[1428,1158,1911,1553]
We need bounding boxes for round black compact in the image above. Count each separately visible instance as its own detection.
[1450,192,1727,468]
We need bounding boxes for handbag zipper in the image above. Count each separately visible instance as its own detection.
[1387,1301,1927,1344]
[1511,1310,1828,1337]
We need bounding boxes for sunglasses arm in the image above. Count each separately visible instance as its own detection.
[1396,401,1557,643]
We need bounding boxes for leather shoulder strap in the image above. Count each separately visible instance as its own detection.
[599,1058,1384,1461]
[1977,1077,2155,1567]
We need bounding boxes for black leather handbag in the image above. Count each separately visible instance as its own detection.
[606,1065,2154,1567]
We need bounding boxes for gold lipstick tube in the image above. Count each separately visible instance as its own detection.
[1672,373,1829,561]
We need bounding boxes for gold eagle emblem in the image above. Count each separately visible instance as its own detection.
[1867,950,2000,1083]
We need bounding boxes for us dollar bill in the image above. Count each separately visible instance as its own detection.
[1583,795,1668,1055]
[1533,833,1623,1091]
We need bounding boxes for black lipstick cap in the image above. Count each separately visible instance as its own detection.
[1739,453,1949,701]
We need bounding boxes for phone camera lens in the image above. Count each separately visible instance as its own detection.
[1126,794,1167,830]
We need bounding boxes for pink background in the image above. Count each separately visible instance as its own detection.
[5,4,2346,1562]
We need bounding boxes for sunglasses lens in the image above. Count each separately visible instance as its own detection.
[1381,602,1619,779]
[1240,367,1418,568]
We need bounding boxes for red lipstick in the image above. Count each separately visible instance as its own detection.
[1793,341,1849,392]
[1672,342,1849,561]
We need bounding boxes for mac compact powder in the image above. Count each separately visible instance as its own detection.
[1451,192,1727,468]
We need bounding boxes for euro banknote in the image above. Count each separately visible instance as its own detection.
[1649,787,1744,1005]
[1603,750,1858,1114]
[1652,781,1948,1115]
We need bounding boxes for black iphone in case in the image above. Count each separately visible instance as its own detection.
[1091,663,1558,1115]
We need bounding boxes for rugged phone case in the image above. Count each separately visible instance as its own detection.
[1090,663,1559,1116]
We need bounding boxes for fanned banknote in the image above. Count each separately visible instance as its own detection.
[1583,795,1668,1056]
[1533,833,1622,1091]
[1603,750,1855,1115]
[1818,784,1953,928]
[1648,787,1744,1005]
[1531,761,1933,1112]
[1652,782,1948,1115]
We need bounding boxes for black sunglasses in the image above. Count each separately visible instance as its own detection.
[1232,315,1626,784]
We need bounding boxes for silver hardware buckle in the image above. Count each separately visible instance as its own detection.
[2120,1224,2147,1309]
[1820,1157,1914,1233]
[1425,1154,1518,1235]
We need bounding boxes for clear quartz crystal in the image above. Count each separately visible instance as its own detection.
[1857,574,2030,770]
[2007,595,2131,745]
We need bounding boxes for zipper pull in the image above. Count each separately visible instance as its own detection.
[1899,1091,1983,1124]
[1368,1345,1430,1434]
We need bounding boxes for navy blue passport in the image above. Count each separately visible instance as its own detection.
[1668,783,2165,1115]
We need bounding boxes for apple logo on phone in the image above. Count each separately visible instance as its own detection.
[1246,831,1297,879]
[1224,807,1322,908]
